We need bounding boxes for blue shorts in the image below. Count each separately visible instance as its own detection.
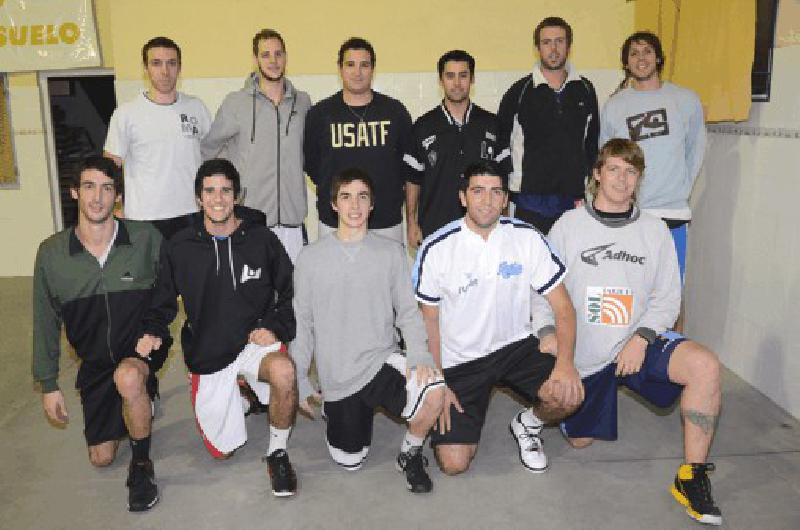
[670,224,687,282]
[561,331,686,441]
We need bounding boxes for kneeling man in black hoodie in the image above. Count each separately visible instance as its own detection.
[139,158,299,497]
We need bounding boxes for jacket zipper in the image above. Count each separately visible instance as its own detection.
[99,268,115,363]
[275,103,281,226]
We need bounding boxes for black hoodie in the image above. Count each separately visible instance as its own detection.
[144,213,295,374]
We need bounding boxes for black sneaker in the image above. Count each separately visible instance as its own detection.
[126,459,159,512]
[264,449,297,497]
[670,463,722,525]
[396,446,433,493]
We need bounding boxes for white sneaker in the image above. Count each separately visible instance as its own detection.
[509,409,548,473]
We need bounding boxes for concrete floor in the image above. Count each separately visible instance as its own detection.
[1,277,799,529]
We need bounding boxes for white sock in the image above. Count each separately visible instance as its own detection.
[400,431,425,453]
[519,408,543,428]
[268,425,291,455]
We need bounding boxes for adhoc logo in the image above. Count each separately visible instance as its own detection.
[586,286,633,326]
[581,242,645,267]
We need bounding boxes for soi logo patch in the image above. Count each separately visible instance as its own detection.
[586,286,633,326]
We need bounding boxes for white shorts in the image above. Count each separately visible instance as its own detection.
[189,342,282,456]
[270,225,305,264]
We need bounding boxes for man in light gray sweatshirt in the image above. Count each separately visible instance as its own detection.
[201,28,311,262]
[533,139,722,526]
[290,167,444,493]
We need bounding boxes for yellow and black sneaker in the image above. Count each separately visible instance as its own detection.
[670,463,722,525]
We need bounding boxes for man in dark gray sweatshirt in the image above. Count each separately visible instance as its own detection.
[291,167,444,493]
[201,29,311,262]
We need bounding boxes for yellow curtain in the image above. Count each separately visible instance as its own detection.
[635,0,755,122]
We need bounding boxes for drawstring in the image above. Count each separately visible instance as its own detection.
[250,86,256,143]
[252,80,297,141]
[227,237,236,291]
[213,237,220,274]
[212,236,237,291]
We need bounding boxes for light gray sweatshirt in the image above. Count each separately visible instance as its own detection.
[599,82,705,219]
[201,74,311,226]
[532,204,680,377]
[290,233,434,401]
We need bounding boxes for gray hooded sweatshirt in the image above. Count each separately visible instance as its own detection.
[202,74,311,226]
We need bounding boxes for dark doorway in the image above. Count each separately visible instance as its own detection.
[47,75,116,227]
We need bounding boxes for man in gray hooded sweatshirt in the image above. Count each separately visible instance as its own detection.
[202,28,311,262]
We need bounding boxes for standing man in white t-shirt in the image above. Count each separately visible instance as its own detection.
[104,36,212,240]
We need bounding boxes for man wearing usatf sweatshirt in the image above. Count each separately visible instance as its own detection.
[140,158,299,498]
[304,37,413,243]
[290,167,444,493]
[532,139,722,525]
[201,29,311,262]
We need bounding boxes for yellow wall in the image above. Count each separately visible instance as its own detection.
[109,0,632,79]
[1,0,633,276]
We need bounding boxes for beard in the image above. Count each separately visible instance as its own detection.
[259,64,284,83]
[541,55,567,71]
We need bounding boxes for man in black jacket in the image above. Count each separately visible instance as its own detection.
[497,16,599,233]
[139,158,299,497]
[405,50,501,247]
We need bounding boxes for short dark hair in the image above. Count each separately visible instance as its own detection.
[337,37,375,67]
[330,167,374,204]
[195,158,241,199]
[73,156,123,192]
[534,16,573,47]
[142,36,181,67]
[621,31,665,75]
[252,28,286,56]
[437,50,475,78]
[460,161,508,192]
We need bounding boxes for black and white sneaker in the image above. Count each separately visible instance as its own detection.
[126,459,159,512]
[509,409,548,473]
[396,446,433,493]
[264,449,297,497]
[670,463,723,525]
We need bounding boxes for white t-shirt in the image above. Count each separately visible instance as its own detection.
[104,92,211,220]
[413,217,566,369]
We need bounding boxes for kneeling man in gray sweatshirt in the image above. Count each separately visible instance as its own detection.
[290,167,445,493]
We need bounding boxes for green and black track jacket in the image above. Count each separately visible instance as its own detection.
[32,220,163,393]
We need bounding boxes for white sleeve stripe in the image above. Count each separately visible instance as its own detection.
[495,148,511,162]
[403,153,425,171]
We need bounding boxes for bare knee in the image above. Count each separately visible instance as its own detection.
[423,386,445,417]
[113,361,147,399]
[567,437,594,449]
[673,342,721,388]
[261,353,296,389]
[88,442,117,467]
[435,445,475,476]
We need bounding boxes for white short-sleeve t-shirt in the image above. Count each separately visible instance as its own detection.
[105,92,211,220]
[413,217,566,369]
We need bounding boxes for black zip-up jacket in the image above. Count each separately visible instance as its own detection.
[497,66,599,198]
[406,102,500,238]
[32,220,164,392]
[143,214,295,374]
[304,90,413,229]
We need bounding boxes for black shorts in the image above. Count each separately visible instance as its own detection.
[431,335,555,446]
[323,354,443,469]
[78,338,171,446]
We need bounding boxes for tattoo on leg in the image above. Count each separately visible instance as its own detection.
[684,409,718,435]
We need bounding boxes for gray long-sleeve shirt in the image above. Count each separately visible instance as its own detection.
[290,233,434,402]
[532,204,680,377]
